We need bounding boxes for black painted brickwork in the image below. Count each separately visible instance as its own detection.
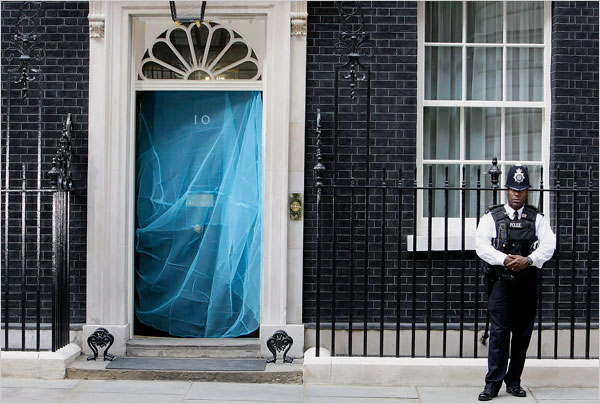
[303,2,599,329]
[1,1,89,327]
[304,2,420,324]
[550,1,599,328]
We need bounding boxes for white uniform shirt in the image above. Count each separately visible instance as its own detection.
[475,204,556,268]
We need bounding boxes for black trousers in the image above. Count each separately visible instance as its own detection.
[485,269,538,390]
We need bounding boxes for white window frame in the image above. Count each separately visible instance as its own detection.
[412,0,551,251]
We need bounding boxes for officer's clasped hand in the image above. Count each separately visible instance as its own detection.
[503,254,529,272]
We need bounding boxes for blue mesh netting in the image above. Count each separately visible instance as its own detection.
[135,91,262,337]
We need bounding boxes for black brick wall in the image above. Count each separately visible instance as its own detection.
[550,1,599,328]
[304,1,421,325]
[303,1,599,330]
[1,1,89,326]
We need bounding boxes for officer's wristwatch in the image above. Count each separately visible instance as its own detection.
[527,257,533,267]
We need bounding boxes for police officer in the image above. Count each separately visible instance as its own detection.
[475,165,556,401]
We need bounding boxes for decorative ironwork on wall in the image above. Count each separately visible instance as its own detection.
[138,22,262,81]
[4,2,45,98]
[333,2,372,101]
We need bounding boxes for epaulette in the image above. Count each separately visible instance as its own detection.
[523,204,543,219]
[485,204,504,214]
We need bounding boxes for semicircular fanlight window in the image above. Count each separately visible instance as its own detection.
[140,22,261,81]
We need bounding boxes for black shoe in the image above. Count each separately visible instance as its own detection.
[506,385,527,397]
[478,387,498,401]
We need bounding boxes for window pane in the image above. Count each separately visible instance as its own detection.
[505,108,542,161]
[507,2,544,44]
[467,47,502,100]
[465,164,494,218]
[467,1,502,43]
[506,48,543,101]
[142,62,185,80]
[425,1,462,43]
[152,42,186,71]
[424,107,460,160]
[217,61,259,80]
[423,164,460,218]
[465,108,500,160]
[170,29,194,66]
[425,47,462,100]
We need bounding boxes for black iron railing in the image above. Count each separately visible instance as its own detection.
[310,2,598,360]
[1,2,73,352]
[312,148,598,359]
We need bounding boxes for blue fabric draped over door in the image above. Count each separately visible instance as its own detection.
[135,91,263,338]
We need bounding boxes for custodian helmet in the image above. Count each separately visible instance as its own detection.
[505,165,531,191]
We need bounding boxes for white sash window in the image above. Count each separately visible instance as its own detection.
[414,1,550,250]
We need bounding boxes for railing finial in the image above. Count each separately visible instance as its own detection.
[489,157,502,205]
[48,113,73,190]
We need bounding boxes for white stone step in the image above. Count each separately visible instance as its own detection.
[126,337,262,358]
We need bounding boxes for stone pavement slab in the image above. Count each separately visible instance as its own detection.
[186,381,304,402]
[305,398,419,403]
[417,386,538,404]
[1,378,80,403]
[1,378,599,403]
[530,386,599,401]
[61,391,184,403]
[68,379,192,395]
[306,384,419,403]
[0,378,80,389]
[183,402,301,404]
[306,385,418,398]
[1,387,70,403]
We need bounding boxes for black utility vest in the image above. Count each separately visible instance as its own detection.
[489,205,539,271]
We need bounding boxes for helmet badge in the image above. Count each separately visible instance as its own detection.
[513,168,525,184]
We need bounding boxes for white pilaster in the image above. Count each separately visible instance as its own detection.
[260,1,291,329]
[287,0,307,326]
[85,0,134,355]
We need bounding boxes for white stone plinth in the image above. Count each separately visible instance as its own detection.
[303,348,599,387]
[1,343,81,379]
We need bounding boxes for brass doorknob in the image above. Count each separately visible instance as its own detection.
[289,193,302,221]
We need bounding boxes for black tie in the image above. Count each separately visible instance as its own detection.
[513,212,517,221]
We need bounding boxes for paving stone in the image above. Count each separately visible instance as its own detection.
[0,387,69,403]
[186,382,304,402]
[417,386,538,403]
[184,402,301,404]
[61,391,184,403]
[0,378,80,389]
[305,398,419,404]
[306,384,418,399]
[70,379,192,395]
[530,387,599,400]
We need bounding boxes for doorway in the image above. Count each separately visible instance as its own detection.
[133,90,263,338]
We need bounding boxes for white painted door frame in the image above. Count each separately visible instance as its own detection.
[85,1,306,358]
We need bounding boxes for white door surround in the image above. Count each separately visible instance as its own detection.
[85,1,306,358]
